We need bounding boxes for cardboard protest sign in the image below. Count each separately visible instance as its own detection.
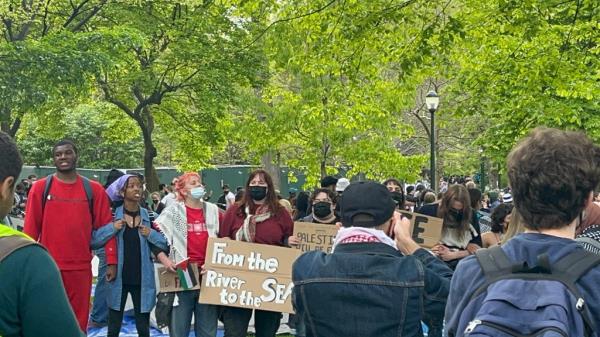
[157,263,201,292]
[200,238,301,313]
[292,222,338,253]
[398,211,443,248]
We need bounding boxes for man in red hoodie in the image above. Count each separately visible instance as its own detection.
[24,140,121,332]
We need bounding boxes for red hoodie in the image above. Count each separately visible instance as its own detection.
[24,175,116,270]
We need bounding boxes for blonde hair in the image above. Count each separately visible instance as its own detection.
[502,207,525,244]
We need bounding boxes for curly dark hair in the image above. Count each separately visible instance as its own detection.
[311,188,337,204]
[491,203,513,234]
[507,128,600,230]
[0,132,22,186]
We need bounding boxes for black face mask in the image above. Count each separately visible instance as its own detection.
[446,208,464,227]
[313,202,332,218]
[250,186,267,201]
[391,192,404,205]
[152,199,159,204]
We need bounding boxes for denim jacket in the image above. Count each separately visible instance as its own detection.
[292,242,453,337]
[107,206,168,313]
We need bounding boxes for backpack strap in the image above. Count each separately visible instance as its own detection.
[475,246,513,279]
[80,176,95,221]
[576,237,600,254]
[0,236,37,263]
[42,175,94,220]
[471,246,531,300]
[41,175,54,218]
[552,249,600,337]
[553,249,600,279]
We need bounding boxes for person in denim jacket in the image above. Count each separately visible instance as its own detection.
[292,181,453,337]
[104,174,169,337]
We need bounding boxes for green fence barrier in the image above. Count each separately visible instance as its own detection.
[19,165,307,200]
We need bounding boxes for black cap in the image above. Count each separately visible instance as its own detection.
[320,175,339,188]
[340,182,396,228]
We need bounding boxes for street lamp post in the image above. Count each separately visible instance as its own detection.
[425,90,440,192]
[479,148,486,192]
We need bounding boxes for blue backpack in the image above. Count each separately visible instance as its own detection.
[457,246,600,337]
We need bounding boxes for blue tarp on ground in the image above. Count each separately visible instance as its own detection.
[86,314,225,337]
[88,282,225,337]
[88,275,428,336]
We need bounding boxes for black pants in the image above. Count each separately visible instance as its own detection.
[107,284,150,337]
[222,306,282,337]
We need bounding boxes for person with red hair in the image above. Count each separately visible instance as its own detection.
[154,172,223,337]
[219,169,294,337]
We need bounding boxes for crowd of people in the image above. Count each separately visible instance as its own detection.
[1,127,600,337]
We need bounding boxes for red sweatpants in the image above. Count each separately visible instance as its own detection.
[60,269,93,332]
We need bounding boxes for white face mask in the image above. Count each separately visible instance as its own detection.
[190,186,206,199]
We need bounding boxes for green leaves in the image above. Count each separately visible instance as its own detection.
[17,103,144,168]
[445,0,600,163]
[224,0,449,186]
[7,0,598,187]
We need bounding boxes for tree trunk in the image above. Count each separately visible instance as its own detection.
[137,108,160,192]
[320,159,327,179]
[320,136,330,179]
[0,106,8,134]
[488,162,500,190]
[261,151,281,190]
[143,137,160,192]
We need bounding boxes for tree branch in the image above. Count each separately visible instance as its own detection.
[63,0,90,28]
[41,0,51,37]
[293,121,311,142]
[13,0,44,41]
[69,0,107,32]
[240,0,338,50]
[98,77,135,118]
[410,106,431,138]
[9,117,22,137]
[2,18,15,42]
[162,108,199,135]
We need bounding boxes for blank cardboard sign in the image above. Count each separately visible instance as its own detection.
[292,222,338,253]
[199,238,301,313]
[398,211,443,248]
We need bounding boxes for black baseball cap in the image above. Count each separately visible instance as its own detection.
[340,181,396,228]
